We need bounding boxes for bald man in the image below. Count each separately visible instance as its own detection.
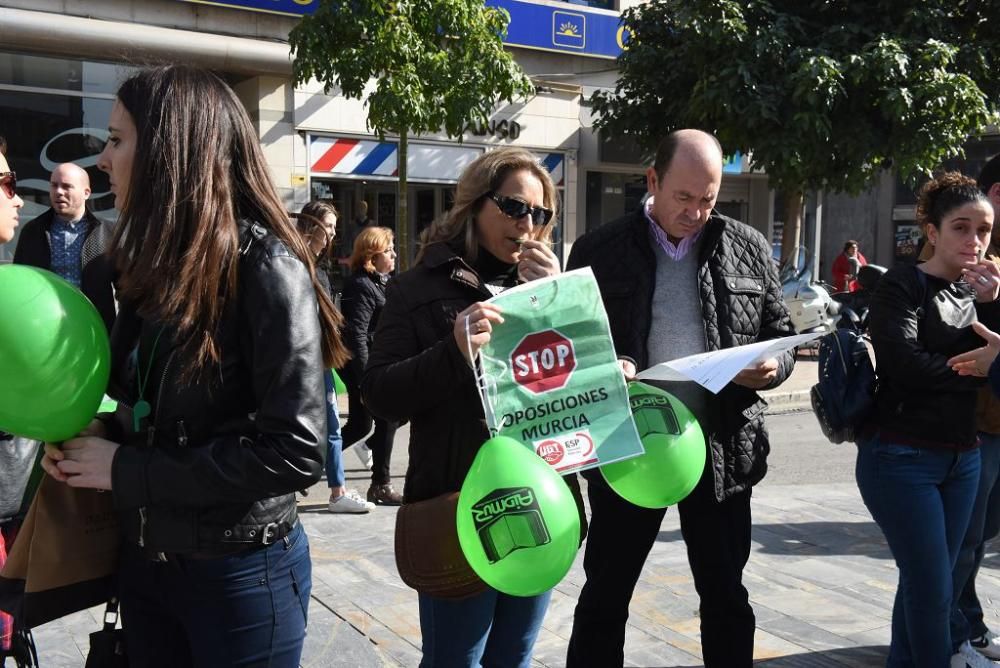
[13,162,116,331]
[565,130,795,667]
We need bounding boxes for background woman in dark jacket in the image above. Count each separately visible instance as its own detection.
[40,66,350,667]
[362,148,563,667]
[860,172,1000,668]
[339,225,402,505]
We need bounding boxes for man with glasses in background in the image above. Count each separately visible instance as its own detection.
[565,129,795,667]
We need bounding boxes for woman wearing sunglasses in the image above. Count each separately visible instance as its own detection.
[0,148,23,244]
[39,65,350,667]
[362,147,582,666]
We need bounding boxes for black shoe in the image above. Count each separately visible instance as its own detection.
[367,483,403,506]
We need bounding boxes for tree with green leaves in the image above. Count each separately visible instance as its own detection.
[290,0,534,268]
[593,0,1000,261]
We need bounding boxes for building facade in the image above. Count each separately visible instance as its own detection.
[0,0,774,270]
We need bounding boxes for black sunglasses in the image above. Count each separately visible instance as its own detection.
[487,192,553,227]
[0,172,15,199]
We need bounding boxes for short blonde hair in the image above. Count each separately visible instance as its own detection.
[417,147,557,263]
[349,226,394,273]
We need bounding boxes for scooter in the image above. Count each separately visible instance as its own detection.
[831,264,888,334]
[779,247,839,336]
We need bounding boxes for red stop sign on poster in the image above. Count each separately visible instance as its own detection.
[510,330,576,394]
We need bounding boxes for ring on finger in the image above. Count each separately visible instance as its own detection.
[978,275,990,285]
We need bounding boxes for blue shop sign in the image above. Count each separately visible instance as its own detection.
[490,0,625,59]
[177,0,626,58]
[178,0,319,16]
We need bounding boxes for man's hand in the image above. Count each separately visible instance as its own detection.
[618,358,637,381]
[734,357,779,389]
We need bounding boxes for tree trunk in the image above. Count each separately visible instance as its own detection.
[397,129,409,271]
[781,189,805,265]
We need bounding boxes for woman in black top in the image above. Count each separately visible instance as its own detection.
[339,225,402,505]
[40,65,349,667]
[859,172,999,668]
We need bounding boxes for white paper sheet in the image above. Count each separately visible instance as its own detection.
[635,332,824,394]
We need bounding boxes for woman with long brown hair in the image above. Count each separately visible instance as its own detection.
[363,147,571,666]
[40,65,348,667]
[293,200,374,514]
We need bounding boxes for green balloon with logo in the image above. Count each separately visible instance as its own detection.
[600,381,706,509]
[456,435,580,597]
[0,265,110,442]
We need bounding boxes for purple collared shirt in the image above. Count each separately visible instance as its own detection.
[645,196,702,261]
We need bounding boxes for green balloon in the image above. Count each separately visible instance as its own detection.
[99,396,118,414]
[0,265,111,442]
[456,435,580,597]
[331,368,348,397]
[600,381,706,509]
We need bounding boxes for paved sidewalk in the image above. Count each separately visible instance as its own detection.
[32,473,1000,667]
[760,356,816,413]
[29,362,1000,667]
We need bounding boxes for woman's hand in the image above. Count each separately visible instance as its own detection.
[963,259,1000,303]
[948,321,1000,377]
[41,436,119,490]
[517,240,560,282]
[453,302,505,365]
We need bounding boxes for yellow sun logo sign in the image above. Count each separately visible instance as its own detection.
[557,21,581,37]
[552,11,585,49]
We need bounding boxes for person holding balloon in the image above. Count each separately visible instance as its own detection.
[362,147,580,667]
[565,129,796,668]
[38,65,349,667]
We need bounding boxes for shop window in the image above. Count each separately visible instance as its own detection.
[585,171,647,234]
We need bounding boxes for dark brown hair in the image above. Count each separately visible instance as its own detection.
[110,65,349,374]
[916,171,990,230]
[292,199,339,259]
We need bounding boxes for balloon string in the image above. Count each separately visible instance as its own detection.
[467,314,500,436]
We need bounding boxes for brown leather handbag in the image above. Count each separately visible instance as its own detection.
[394,492,487,600]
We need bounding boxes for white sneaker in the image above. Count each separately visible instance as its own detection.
[952,641,999,667]
[327,490,374,514]
[971,631,1000,660]
[354,443,374,470]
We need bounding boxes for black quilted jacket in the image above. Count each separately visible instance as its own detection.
[566,208,795,500]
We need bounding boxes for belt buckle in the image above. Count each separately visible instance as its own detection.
[261,522,279,545]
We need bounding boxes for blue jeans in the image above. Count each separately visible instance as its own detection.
[856,435,980,668]
[951,432,1000,646]
[324,370,345,488]
[417,588,551,667]
[119,523,312,667]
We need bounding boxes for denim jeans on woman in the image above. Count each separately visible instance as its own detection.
[856,434,980,668]
[118,522,312,667]
[417,587,551,667]
[324,369,345,488]
[951,432,1000,649]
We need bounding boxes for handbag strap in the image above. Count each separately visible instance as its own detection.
[102,597,120,632]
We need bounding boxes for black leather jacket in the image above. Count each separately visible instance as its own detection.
[103,221,326,557]
[868,264,1000,449]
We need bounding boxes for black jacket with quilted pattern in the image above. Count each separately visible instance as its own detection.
[566,208,795,500]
